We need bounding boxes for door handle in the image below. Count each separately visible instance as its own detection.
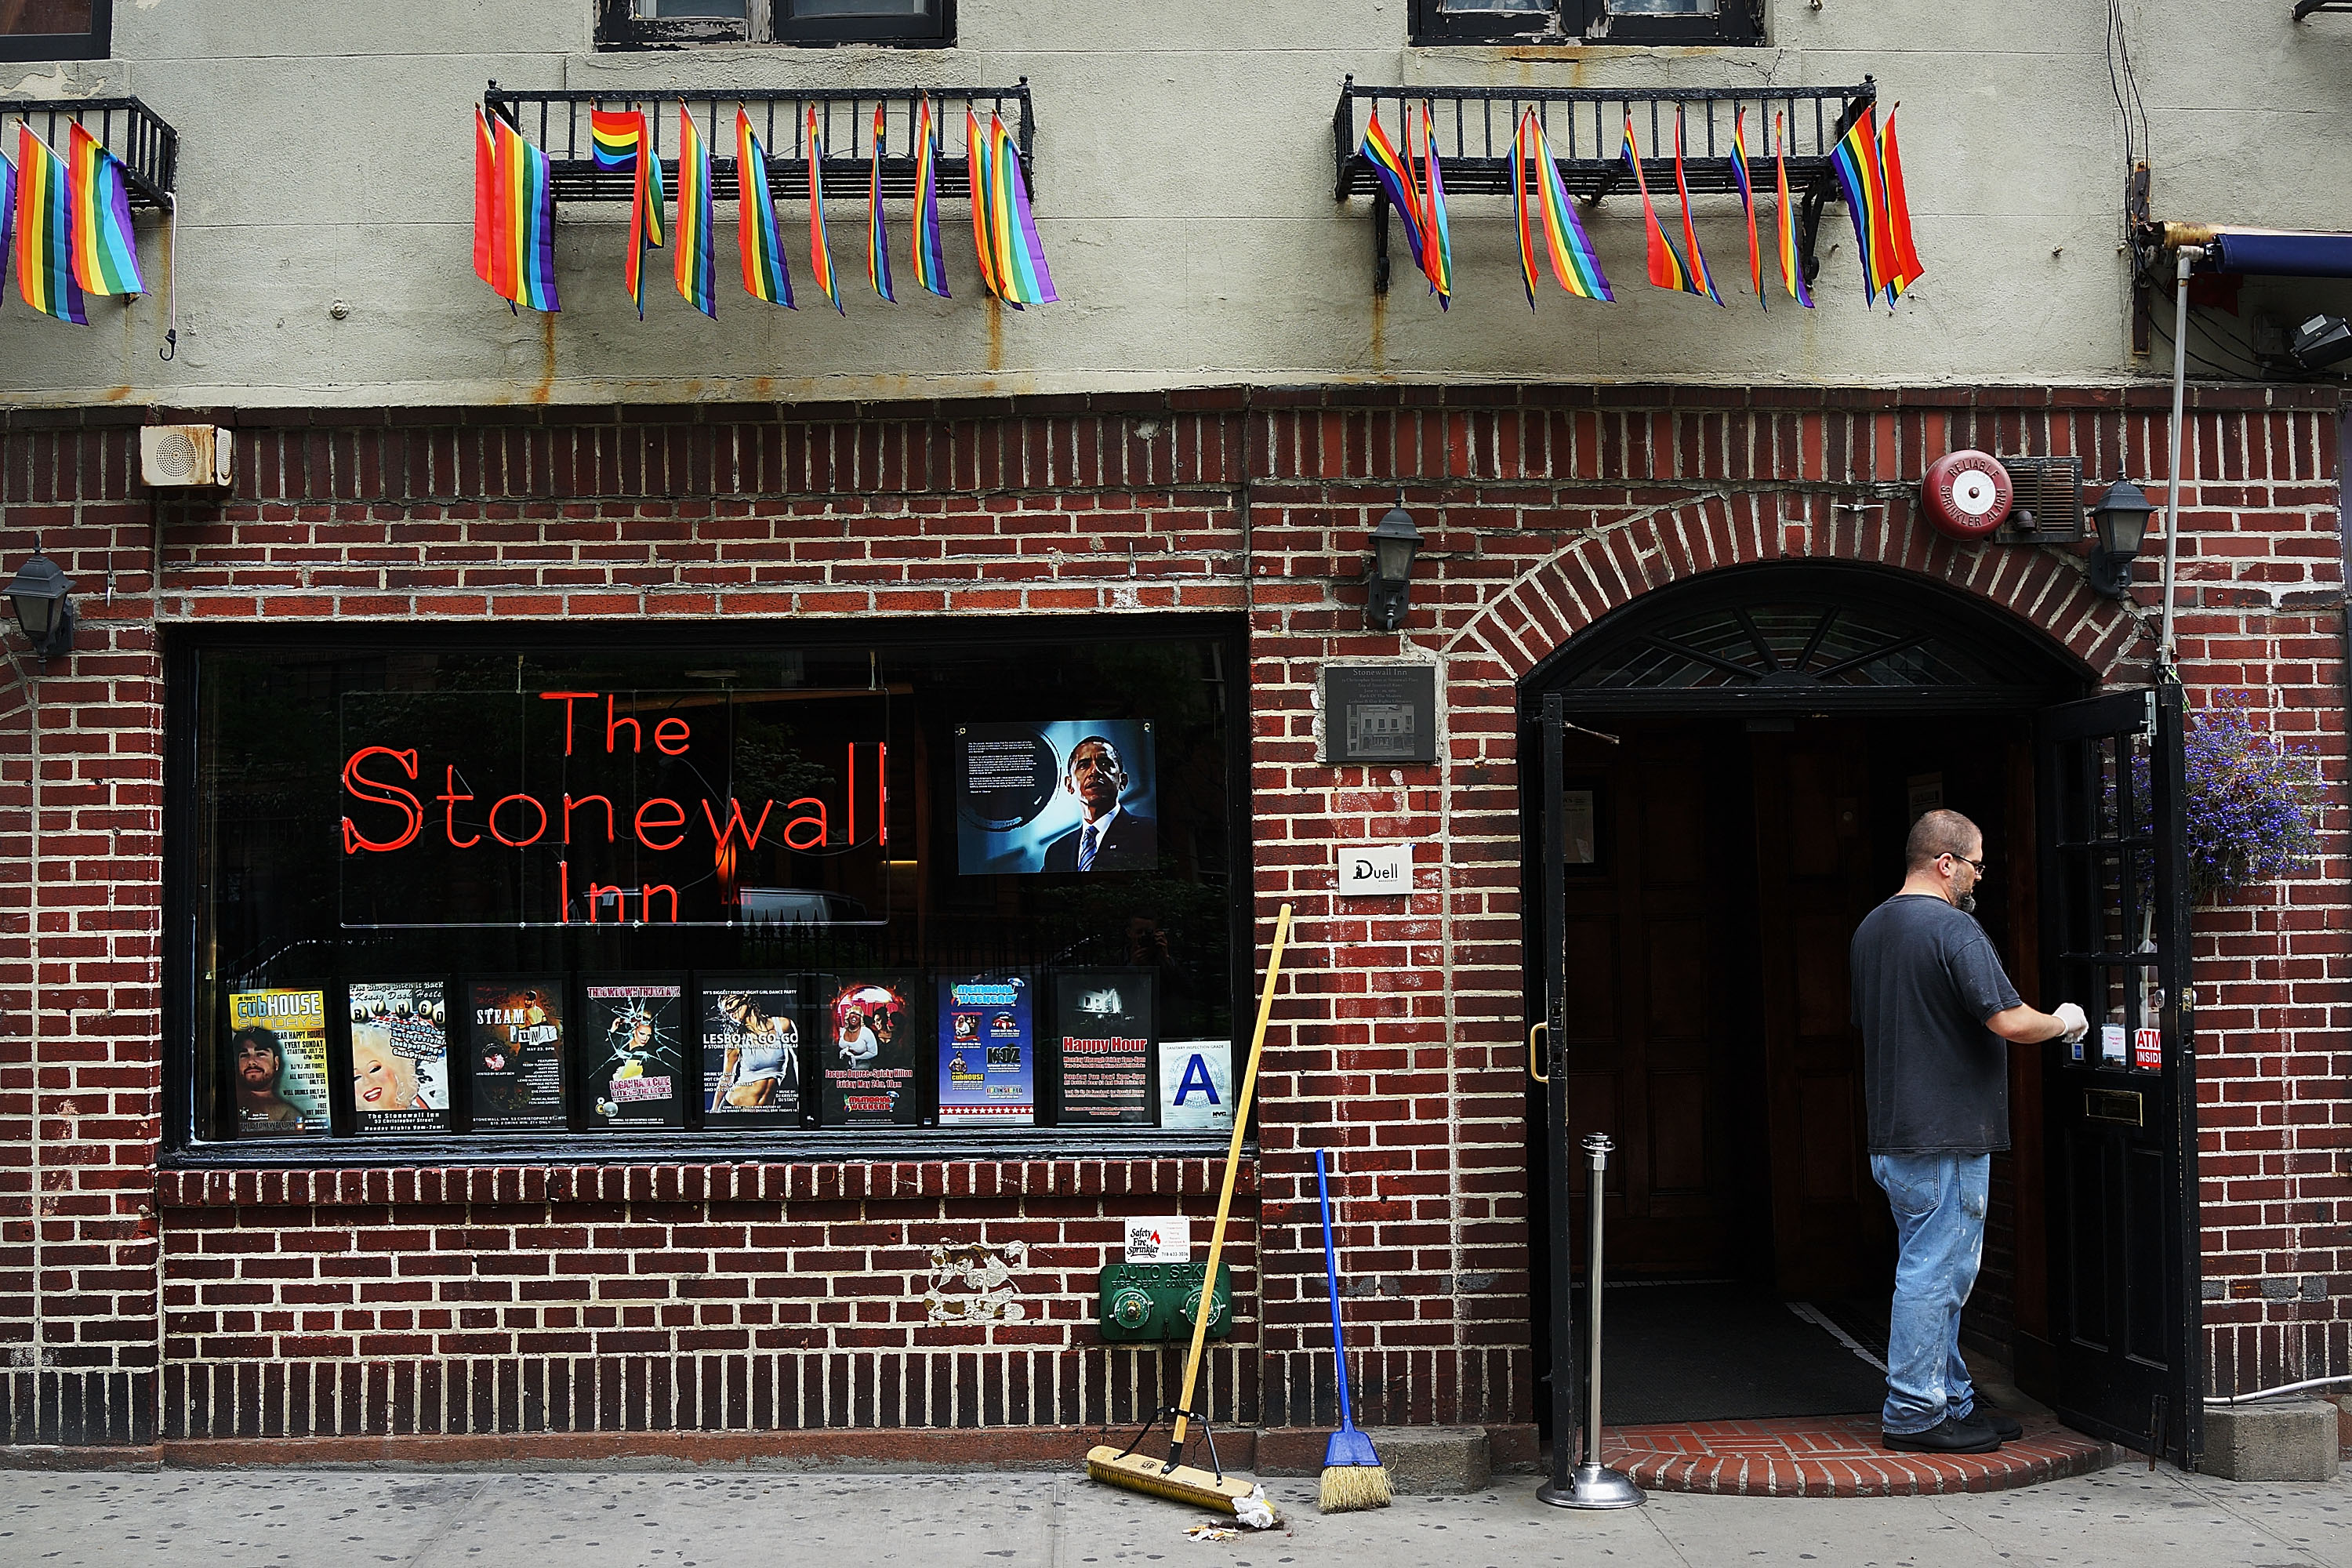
[1529,1022,1550,1084]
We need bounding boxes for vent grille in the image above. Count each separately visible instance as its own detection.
[1997,456,2084,542]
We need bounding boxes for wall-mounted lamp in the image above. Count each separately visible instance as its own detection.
[1364,506,1424,632]
[5,542,76,663]
[2087,473,2156,599]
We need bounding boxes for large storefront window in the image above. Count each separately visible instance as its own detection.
[168,621,1246,1160]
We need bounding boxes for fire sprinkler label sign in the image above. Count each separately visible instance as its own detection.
[1338,844,1412,896]
[1125,1216,1192,1263]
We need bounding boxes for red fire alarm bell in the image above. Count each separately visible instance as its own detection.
[1922,450,2013,541]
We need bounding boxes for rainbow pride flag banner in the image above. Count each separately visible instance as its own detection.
[1730,109,1763,309]
[1670,118,1723,306]
[1879,104,1925,304]
[673,106,715,317]
[1517,111,1612,305]
[1357,107,1425,282]
[1829,104,1896,307]
[473,108,499,296]
[735,111,793,307]
[868,103,896,303]
[484,114,558,312]
[591,109,639,171]
[1417,103,1452,307]
[16,126,87,323]
[0,154,13,305]
[909,96,949,298]
[591,108,666,317]
[66,122,141,296]
[965,107,1007,303]
[1773,113,1815,309]
[985,113,1055,306]
[1621,120,1697,299]
[806,106,844,314]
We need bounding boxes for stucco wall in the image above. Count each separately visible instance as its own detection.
[3,1,2350,407]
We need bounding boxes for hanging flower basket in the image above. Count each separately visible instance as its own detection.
[2142,691,2325,903]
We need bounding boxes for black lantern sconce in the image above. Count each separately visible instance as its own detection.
[1364,506,1424,632]
[5,542,76,664]
[2087,473,2157,599]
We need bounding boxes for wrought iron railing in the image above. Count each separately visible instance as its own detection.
[1332,78,1876,292]
[483,82,1035,205]
[0,96,178,208]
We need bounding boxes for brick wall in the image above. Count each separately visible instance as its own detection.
[0,383,2342,1448]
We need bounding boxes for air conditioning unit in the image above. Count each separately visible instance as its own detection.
[1995,456,2084,543]
[140,424,234,489]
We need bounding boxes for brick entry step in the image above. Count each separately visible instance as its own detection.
[1602,1414,2118,1497]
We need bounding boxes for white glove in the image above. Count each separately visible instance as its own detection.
[2052,1002,2089,1044]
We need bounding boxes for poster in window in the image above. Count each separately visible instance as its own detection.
[468,978,567,1131]
[581,978,689,1130]
[1054,968,1156,1127]
[347,981,451,1134]
[954,720,1157,875]
[1157,1039,1234,1132]
[702,976,806,1128]
[227,988,332,1137]
[820,975,927,1127]
[937,974,1035,1126]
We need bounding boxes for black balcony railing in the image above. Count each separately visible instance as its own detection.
[0,96,178,208]
[483,82,1035,207]
[1332,78,1877,292]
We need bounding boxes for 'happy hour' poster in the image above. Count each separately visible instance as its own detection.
[1053,968,1156,1127]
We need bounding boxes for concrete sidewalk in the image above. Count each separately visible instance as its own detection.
[2,1461,2347,1568]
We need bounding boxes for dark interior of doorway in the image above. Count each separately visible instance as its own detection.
[1529,711,2048,1431]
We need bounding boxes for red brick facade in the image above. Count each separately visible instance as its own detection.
[0,383,2343,1454]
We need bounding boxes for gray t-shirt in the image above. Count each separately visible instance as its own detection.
[1849,893,2024,1154]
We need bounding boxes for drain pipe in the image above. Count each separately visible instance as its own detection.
[2158,245,2204,672]
[2205,1373,2352,1406]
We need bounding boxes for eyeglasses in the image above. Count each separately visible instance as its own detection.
[1944,852,1987,877]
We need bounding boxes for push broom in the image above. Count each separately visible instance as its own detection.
[1312,1147,1390,1512]
[1087,902,1292,1525]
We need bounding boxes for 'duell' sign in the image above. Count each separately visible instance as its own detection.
[336,688,885,927]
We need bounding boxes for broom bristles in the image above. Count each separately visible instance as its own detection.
[1318,1461,1393,1512]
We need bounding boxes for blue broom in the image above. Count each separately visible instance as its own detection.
[1315,1147,1392,1512]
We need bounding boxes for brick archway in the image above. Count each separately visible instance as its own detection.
[1444,494,2158,688]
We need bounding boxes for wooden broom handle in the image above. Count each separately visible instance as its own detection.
[1170,902,1290,1454]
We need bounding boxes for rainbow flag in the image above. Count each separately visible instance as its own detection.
[1357,107,1425,282]
[867,103,896,303]
[66,122,140,296]
[965,107,1005,302]
[909,96,949,298]
[473,107,499,295]
[1880,103,1925,303]
[1773,113,1814,309]
[1829,103,1896,307]
[1621,120,1695,298]
[1730,109,1763,309]
[1670,118,1723,305]
[488,114,558,312]
[590,109,640,171]
[1417,102,1452,308]
[806,106,844,314]
[13,128,82,322]
[735,111,793,307]
[673,106,714,317]
[0,154,13,305]
[1519,111,1613,304]
[985,113,1055,306]
[592,108,666,316]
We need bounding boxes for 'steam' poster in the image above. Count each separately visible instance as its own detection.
[1054,968,1156,1127]
[938,975,1035,1126]
[702,976,805,1128]
[227,988,331,1137]
[1158,1039,1234,1132]
[820,975,927,1127]
[582,979,689,1129]
[347,981,451,1134]
[469,979,567,1131]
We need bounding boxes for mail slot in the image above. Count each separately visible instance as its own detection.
[2085,1088,2144,1127]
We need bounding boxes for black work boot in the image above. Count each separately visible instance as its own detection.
[1882,1414,2002,1454]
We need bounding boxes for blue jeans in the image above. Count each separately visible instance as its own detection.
[1869,1152,1991,1436]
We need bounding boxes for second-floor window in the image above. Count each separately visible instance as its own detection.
[601,0,952,47]
[0,0,111,61]
[1410,0,1761,45]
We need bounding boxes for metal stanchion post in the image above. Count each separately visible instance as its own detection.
[1537,1132,1645,1510]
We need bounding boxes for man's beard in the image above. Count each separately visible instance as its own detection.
[1957,891,1978,914]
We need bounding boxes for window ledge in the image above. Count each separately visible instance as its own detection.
[157,1149,1256,1208]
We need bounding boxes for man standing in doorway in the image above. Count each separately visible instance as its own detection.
[1850,808,2089,1454]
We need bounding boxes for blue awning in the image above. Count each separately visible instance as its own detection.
[2207,227,2352,278]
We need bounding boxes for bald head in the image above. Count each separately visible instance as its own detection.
[1905,809,1983,873]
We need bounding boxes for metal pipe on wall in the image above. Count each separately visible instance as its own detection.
[2159,245,2205,669]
